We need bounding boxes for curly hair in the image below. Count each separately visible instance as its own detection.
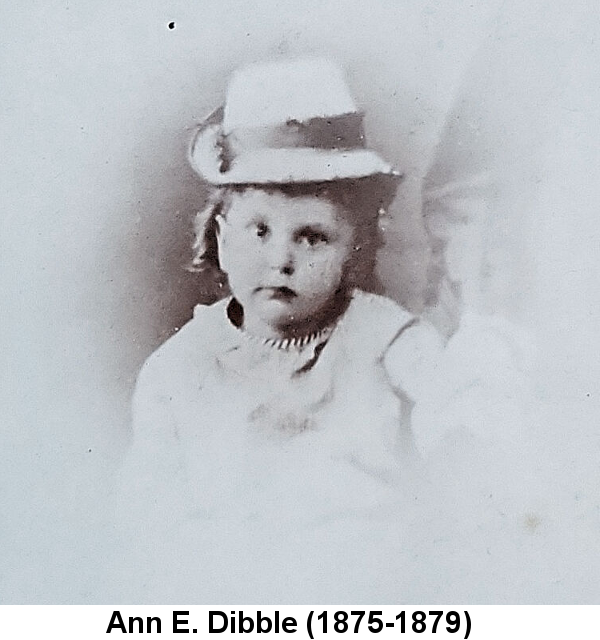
[187,176,398,304]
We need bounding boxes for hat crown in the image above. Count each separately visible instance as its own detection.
[223,58,358,134]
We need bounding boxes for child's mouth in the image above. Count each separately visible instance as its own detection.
[261,286,297,301]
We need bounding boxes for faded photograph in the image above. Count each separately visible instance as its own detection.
[2,0,599,603]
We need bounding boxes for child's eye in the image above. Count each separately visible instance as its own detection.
[297,229,330,247]
[255,222,269,238]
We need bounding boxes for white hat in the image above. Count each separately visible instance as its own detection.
[189,58,401,185]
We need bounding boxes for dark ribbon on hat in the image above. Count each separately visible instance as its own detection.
[218,111,366,173]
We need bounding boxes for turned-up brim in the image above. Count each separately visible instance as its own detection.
[189,113,402,186]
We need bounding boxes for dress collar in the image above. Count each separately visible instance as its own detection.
[223,296,339,353]
[238,324,336,351]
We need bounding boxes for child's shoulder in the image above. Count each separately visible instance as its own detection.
[350,289,412,318]
[136,298,230,390]
[345,290,417,347]
[346,291,444,396]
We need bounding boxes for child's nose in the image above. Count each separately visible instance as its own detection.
[268,239,295,276]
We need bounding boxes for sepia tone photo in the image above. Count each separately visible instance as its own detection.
[2,0,599,603]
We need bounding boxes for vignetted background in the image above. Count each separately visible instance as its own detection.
[2,0,599,602]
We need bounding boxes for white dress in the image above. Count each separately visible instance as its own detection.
[116,289,444,602]
[112,290,560,603]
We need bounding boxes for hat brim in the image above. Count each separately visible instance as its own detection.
[189,123,401,186]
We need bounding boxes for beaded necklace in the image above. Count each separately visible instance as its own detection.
[226,296,340,352]
[240,324,335,351]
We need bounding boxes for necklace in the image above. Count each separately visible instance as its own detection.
[241,324,336,351]
[226,297,339,351]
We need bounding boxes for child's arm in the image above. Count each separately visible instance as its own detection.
[384,314,532,456]
[118,356,188,529]
[107,357,190,598]
[383,320,444,405]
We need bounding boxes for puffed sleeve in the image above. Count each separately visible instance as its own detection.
[384,312,533,457]
[383,320,445,403]
[383,320,450,455]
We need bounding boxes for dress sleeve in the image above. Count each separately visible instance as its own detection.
[118,355,188,528]
[382,321,448,455]
[106,356,191,599]
[384,313,532,457]
[383,320,445,404]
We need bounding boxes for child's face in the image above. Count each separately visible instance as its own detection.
[217,188,355,334]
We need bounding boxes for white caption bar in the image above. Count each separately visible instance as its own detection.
[1,605,597,639]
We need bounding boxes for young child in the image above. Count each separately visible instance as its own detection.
[122,59,442,601]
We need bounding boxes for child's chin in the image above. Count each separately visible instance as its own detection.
[256,300,301,324]
[259,301,294,320]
